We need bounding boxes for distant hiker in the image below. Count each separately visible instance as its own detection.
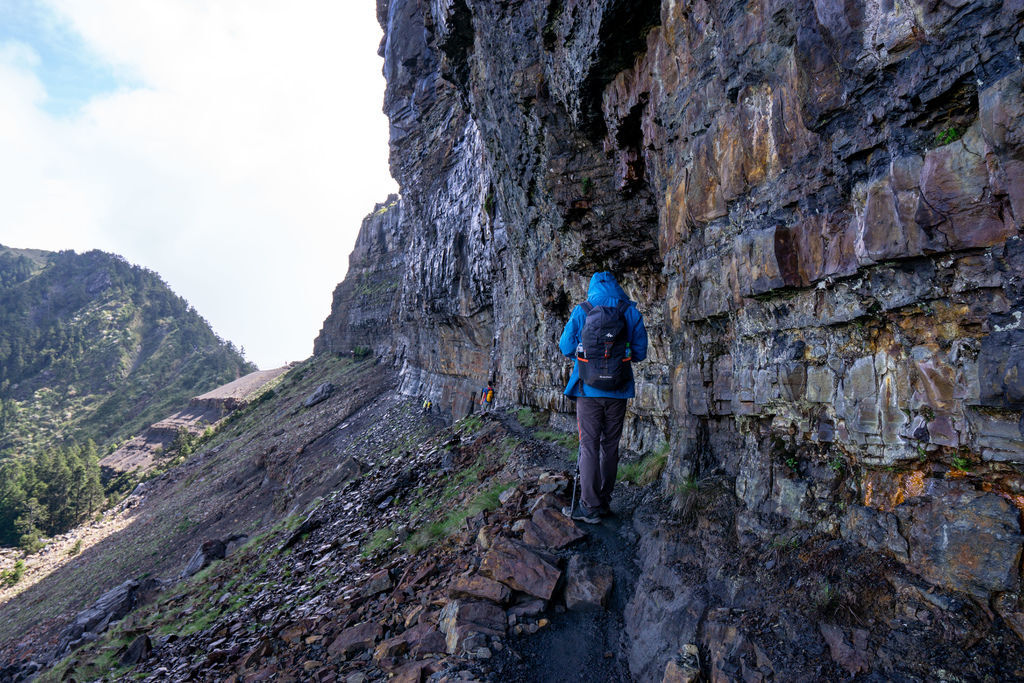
[559,271,648,524]
[480,384,494,413]
[422,398,433,414]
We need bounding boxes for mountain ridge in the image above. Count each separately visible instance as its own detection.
[0,246,256,459]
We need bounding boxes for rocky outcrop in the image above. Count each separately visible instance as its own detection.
[347,0,1024,462]
[316,0,1024,677]
[314,195,404,359]
[188,366,291,413]
[55,577,164,658]
[179,538,228,579]
[101,366,290,474]
[302,381,335,408]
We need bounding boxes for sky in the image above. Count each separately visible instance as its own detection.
[0,0,398,369]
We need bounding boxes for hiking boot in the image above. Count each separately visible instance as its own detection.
[597,503,613,517]
[571,503,601,524]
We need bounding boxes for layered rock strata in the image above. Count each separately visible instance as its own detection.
[317,0,1024,674]
[315,195,404,359]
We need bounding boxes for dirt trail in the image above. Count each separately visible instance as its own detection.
[491,411,642,682]
[493,511,639,681]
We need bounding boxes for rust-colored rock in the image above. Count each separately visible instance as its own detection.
[373,625,437,663]
[403,623,448,658]
[448,574,512,604]
[373,635,408,662]
[327,621,384,659]
[479,537,562,601]
[819,623,871,676]
[898,487,1024,598]
[391,660,439,683]
[918,125,1014,250]
[278,620,313,645]
[662,644,701,683]
[522,507,586,550]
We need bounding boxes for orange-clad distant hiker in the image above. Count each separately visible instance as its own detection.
[480,383,494,412]
[558,271,648,524]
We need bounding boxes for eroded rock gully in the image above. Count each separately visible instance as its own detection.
[310,0,1024,678]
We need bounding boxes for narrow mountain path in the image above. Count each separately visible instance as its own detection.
[490,509,639,682]
[489,410,643,682]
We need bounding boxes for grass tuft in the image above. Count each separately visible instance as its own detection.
[404,481,513,554]
[535,429,579,450]
[361,527,396,558]
[458,415,484,434]
[617,444,669,485]
[516,408,543,428]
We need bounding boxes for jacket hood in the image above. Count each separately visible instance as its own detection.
[587,271,628,302]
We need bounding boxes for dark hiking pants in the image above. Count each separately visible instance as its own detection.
[576,396,628,509]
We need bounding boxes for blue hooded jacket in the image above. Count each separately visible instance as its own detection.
[559,272,648,399]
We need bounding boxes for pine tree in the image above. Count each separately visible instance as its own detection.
[0,461,26,546]
[68,448,88,525]
[44,447,75,533]
[15,496,46,552]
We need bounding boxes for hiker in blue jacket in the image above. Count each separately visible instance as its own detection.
[559,271,648,523]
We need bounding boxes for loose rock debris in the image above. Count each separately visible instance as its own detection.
[40,414,622,682]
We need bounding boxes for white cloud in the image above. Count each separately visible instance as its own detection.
[0,1,397,369]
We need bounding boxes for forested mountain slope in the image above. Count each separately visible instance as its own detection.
[0,246,255,459]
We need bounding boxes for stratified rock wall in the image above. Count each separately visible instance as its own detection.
[315,195,403,357]
[321,0,1024,674]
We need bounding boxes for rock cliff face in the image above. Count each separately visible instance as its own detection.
[317,0,1024,673]
[316,195,404,359]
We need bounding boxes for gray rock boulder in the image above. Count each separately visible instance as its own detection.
[304,382,335,407]
[56,577,163,657]
[180,539,227,578]
[564,554,614,611]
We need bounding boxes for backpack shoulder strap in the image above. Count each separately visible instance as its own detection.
[581,301,593,314]
[616,300,629,313]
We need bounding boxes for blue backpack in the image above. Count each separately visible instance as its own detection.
[576,300,632,391]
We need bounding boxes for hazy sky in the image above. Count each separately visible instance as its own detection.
[0,0,398,369]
